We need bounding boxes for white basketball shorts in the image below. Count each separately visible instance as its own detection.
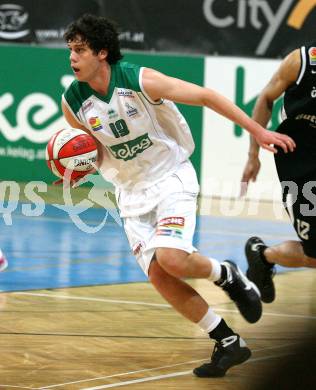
[121,161,200,275]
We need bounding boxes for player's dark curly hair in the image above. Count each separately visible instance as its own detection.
[64,14,123,64]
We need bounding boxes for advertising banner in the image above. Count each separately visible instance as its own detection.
[0,45,203,183]
[0,0,316,58]
[0,45,70,182]
[201,56,282,200]
[0,0,100,44]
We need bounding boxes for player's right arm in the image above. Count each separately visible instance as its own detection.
[61,99,88,131]
[240,48,301,196]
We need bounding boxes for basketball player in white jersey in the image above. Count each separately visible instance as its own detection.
[61,14,295,377]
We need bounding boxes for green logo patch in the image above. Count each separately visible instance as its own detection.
[107,133,153,161]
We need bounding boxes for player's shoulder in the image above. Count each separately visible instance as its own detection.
[294,41,316,65]
[115,60,141,71]
[63,79,90,105]
[64,79,80,99]
[283,47,300,63]
[279,48,301,80]
[112,60,142,91]
[63,79,92,116]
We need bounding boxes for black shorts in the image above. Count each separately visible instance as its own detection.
[274,118,316,257]
[281,177,316,258]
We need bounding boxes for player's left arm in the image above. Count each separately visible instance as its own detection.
[142,68,295,154]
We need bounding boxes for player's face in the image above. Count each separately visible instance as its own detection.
[67,37,104,82]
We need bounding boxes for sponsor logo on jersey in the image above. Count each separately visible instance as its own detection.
[156,216,185,238]
[132,241,145,256]
[295,113,316,127]
[107,133,153,161]
[82,100,93,113]
[107,108,118,120]
[118,89,134,98]
[156,228,183,238]
[125,102,138,117]
[309,47,316,66]
[89,116,103,131]
[158,217,185,228]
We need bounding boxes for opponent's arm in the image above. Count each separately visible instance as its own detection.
[240,49,301,195]
[142,67,296,154]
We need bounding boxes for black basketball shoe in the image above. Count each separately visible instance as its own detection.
[245,237,275,303]
[193,335,251,377]
[216,260,262,323]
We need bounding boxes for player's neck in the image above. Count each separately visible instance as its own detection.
[88,62,111,96]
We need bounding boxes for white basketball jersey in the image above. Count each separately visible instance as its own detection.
[62,61,195,191]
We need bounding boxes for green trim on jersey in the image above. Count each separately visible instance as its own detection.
[64,61,142,114]
[63,81,87,115]
[113,61,142,93]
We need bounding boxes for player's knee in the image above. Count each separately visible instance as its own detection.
[155,248,188,278]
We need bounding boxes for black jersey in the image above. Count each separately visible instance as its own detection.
[275,43,316,181]
[283,42,316,119]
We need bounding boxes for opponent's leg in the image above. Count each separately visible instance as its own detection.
[246,236,316,303]
[264,240,316,268]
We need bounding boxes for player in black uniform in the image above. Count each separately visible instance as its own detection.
[241,43,316,303]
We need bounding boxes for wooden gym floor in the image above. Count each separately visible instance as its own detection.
[1,272,315,389]
[0,193,315,389]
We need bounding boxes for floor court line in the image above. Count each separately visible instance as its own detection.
[35,344,299,389]
[13,292,170,308]
[82,370,193,390]
[37,359,208,389]
[14,292,316,320]
[80,352,294,390]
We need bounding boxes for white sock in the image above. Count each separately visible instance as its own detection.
[207,257,222,282]
[198,308,222,333]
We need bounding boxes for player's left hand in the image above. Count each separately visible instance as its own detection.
[254,130,296,153]
[240,155,261,197]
